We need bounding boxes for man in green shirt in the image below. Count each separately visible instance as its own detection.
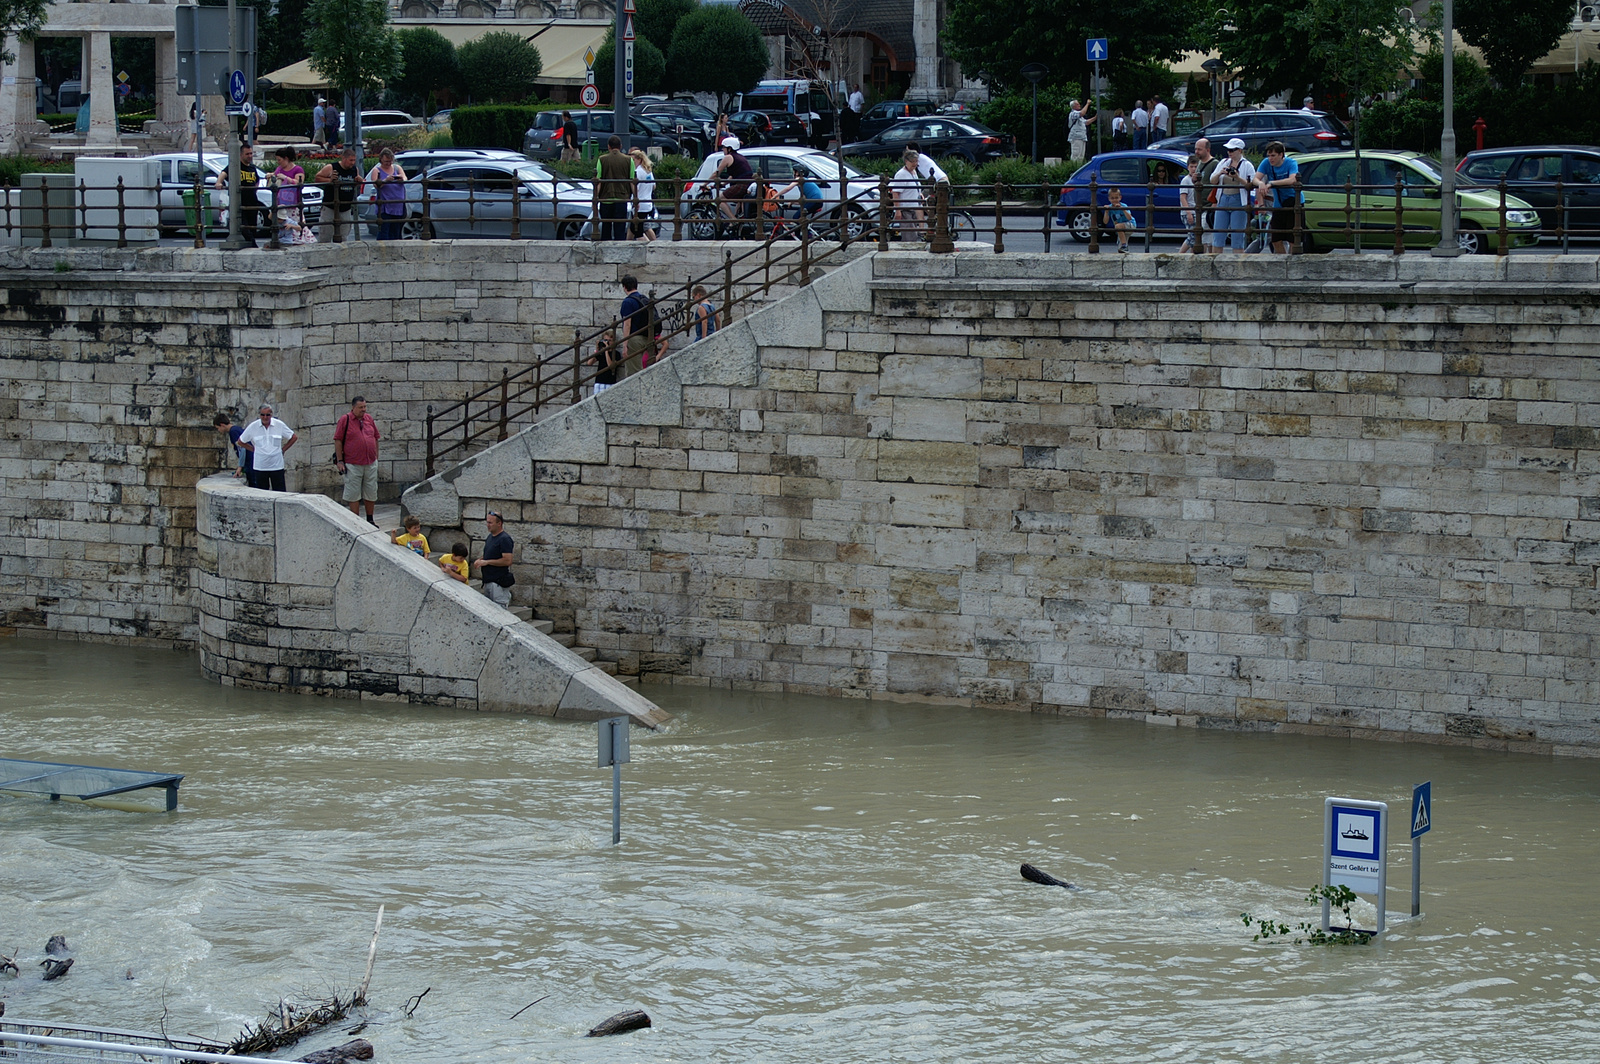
[596,135,635,241]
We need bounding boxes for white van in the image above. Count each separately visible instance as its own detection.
[736,79,836,147]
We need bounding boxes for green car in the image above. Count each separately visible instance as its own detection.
[1290,150,1541,254]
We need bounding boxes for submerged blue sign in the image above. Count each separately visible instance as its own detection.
[1411,781,1432,838]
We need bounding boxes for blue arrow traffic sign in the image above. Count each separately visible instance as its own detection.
[1411,781,1432,838]
[1086,38,1108,62]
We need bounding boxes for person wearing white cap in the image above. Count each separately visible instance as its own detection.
[1211,137,1255,252]
[715,136,755,230]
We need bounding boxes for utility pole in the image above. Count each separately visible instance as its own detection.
[1432,0,1461,256]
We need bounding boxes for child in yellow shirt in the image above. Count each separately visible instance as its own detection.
[390,515,429,557]
[438,541,469,583]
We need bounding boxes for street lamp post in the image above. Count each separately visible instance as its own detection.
[1021,63,1048,163]
[1433,0,1461,255]
[1201,57,1225,125]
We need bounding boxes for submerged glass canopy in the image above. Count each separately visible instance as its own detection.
[0,758,182,810]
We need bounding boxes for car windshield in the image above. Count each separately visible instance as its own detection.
[797,153,865,181]
[514,166,584,192]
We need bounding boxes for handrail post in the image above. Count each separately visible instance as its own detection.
[722,249,733,325]
[1042,179,1052,252]
[39,174,51,249]
[930,182,956,254]
[840,185,853,249]
[1497,176,1509,257]
[1393,173,1404,256]
[421,177,433,240]
[877,173,891,251]
[1557,177,1569,253]
[590,178,600,241]
[425,406,435,478]
[1145,178,1156,252]
[115,176,127,248]
[498,368,510,440]
[462,388,471,451]
[77,179,87,243]
[509,175,521,240]
[572,327,583,405]
[673,177,683,242]
[192,174,205,248]
[1087,177,1099,253]
[990,180,1003,254]
[466,175,476,232]
[1341,179,1353,246]
[800,213,811,284]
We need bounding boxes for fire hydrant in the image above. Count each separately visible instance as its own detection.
[1473,116,1487,151]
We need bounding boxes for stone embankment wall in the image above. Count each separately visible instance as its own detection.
[0,240,839,644]
[408,252,1600,756]
[195,475,668,726]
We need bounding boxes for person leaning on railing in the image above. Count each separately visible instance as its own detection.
[218,143,264,247]
[1255,140,1301,255]
[314,146,365,244]
[366,148,408,241]
[597,136,634,241]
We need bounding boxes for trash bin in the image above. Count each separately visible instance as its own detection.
[583,139,598,163]
[181,188,213,234]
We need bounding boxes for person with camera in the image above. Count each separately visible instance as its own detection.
[1210,137,1256,253]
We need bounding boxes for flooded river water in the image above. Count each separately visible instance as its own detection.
[1,638,1597,1063]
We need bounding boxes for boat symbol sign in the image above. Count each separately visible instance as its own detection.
[1331,807,1379,857]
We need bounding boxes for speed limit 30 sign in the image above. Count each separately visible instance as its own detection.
[580,83,599,108]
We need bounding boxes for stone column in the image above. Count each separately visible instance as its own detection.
[0,34,37,153]
[909,0,939,99]
[155,33,181,125]
[86,30,118,146]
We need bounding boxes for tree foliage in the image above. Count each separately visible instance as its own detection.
[974,84,1081,159]
[1455,0,1574,87]
[304,0,402,96]
[393,27,458,113]
[0,0,49,65]
[1211,0,1420,104]
[457,30,543,103]
[595,29,667,97]
[667,5,769,111]
[635,0,698,54]
[944,0,1201,95]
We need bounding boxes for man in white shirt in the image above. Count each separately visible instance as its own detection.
[1131,101,1149,149]
[843,84,865,144]
[1301,96,1316,113]
[1150,95,1170,141]
[238,404,298,492]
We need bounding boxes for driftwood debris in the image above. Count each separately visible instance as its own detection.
[226,989,366,1057]
[40,958,74,981]
[45,936,70,956]
[296,1038,374,1064]
[1020,863,1077,890]
[1,949,18,976]
[586,1010,651,1037]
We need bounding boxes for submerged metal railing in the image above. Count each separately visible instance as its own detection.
[0,1025,282,1064]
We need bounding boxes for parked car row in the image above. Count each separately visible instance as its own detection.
[145,152,323,234]
[1054,149,1543,253]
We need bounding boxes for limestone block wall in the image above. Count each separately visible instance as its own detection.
[0,239,848,645]
[409,251,1600,756]
[195,475,667,726]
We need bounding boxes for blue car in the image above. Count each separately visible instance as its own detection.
[1057,150,1192,242]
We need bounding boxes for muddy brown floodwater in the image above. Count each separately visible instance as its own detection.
[1,637,1597,1063]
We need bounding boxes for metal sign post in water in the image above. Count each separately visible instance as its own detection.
[597,716,630,844]
[1410,781,1432,916]
[1323,797,1388,935]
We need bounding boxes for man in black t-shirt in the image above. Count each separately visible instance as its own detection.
[314,147,364,243]
[473,511,515,608]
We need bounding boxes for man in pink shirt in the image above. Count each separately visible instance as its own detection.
[334,396,381,523]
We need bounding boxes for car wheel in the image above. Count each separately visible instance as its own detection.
[1068,208,1095,242]
[1456,222,1485,255]
[555,218,582,241]
[686,201,719,240]
[401,216,433,240]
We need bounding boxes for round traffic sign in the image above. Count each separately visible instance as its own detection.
[228,69,247,105]
[580,83,599,108]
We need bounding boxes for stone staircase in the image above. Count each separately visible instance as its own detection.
[371,503,633,686]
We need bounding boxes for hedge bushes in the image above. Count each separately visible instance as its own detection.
[451,103,562,150]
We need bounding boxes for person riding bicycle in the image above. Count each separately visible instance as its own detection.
[779,164,824,219]
[715,136,755,225]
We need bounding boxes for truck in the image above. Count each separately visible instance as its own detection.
[736,79,837,149]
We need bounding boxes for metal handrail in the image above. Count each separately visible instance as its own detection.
[422,188,885,476]
[0,1029,283,1064]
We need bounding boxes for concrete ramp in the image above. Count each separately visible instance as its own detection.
[195,475,667,728]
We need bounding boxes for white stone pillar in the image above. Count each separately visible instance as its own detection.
[909,0,939,99]
[85,29,118,146]
[0,34,37,153]
[155,33,181,125]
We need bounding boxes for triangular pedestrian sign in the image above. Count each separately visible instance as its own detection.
[623,15,635,40]
[1412,801,1428,834]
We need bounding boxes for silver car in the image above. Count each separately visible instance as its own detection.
[143,152,323,232]
[366,160,594,240]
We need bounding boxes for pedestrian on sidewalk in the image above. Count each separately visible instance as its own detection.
[473,511,516,608]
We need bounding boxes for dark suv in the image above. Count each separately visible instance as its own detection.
[523,110,682,161]
[1458,146,1600,235]
[858,99,938,139]
[1150,109,1350,156]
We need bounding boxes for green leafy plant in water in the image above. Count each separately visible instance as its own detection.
[1241,884,1372,946]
